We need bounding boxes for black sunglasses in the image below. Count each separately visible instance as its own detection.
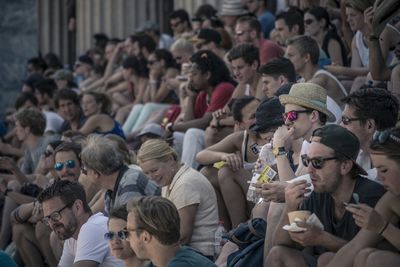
[304,19,315,25]
[373,129,400,144]
[104,230,129,241]
[301,154,337,169]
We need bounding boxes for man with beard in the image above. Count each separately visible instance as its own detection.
[38,180,123,267]
[266,125,385,267]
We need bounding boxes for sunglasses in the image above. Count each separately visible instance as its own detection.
[373,129,400,144]
[341,116,363,125]
[54,160,76,171]
[283,110,310,122]
[304,19,315,25]
[104,230,129,241]
[301,154,337,169]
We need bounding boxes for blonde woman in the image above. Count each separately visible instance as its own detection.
[137,139,218,259]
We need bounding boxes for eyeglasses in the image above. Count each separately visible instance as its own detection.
[341,116,363,125]
[304,19,315,25]
[104,230,129,241]
[54,160,76,171]
[170,20,182,28]
[283,110,310,122]
[301,154,337,169]
[42,202,74,226]
[373,129,400,144]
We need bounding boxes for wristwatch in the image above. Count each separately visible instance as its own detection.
[272,147,286,157]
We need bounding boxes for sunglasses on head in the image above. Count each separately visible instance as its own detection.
[341,116,363,125]
[304,19,315,25]
[301,154,337,169]
[104,230,129,241]
[283,110,310,122]
[54,160,76,171]
[373,129,400,144]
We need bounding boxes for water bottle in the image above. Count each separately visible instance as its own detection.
[214,220,227,259]
[247,143,277,203]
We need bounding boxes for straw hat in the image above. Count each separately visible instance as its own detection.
[279,83,335,122]
[219,0,249,16]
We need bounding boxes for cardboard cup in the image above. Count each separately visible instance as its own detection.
[288,210,311,224]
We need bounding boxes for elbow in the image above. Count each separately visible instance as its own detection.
[196,151,206,164]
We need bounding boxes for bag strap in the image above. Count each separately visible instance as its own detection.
[248,219,265,239]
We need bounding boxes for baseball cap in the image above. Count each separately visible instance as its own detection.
[311,124,367,175]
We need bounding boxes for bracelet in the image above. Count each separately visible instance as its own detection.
[149,80,158,85]
[378,221,389,235]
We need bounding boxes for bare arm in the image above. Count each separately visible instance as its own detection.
[173,112,213,132]
[327,192,396,267]
[178,204,198,245]
[327,39,344,66]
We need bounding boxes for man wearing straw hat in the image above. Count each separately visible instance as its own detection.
[260,83,335,256]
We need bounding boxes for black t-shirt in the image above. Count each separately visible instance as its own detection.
[300,176,385,256]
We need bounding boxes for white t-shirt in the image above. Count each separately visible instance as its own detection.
[43,110,64,133]
[59,213,124,267]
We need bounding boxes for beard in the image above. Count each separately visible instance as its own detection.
[53,216,78,240]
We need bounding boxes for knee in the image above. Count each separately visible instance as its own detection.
[267,245,287,262]
[217,166,232,184]
[317,252,335,267]
[184,128,205,143]
[7,180,21,190]
[354,248,376,267]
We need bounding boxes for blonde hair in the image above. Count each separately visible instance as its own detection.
[137,139,178,163]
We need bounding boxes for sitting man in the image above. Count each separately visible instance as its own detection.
[266,125,386,267]
[127,196,216,266]
[80,134,160,214]
[38,180,123,267]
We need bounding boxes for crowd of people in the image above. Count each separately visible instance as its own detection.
[0,0,399,266]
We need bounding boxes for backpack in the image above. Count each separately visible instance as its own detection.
[227,218,267,267]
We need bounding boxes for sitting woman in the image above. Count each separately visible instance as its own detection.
[137,139,218,259]
[123,49,180,135]
[106,207,146,267]
[79,91,125,138]
[326,127,400,267]
[304,6,348,66]
[196,97,285,229]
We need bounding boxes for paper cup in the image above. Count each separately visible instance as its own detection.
[287,174,314,197]
[287,210,311,224]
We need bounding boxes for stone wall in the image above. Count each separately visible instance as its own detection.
[0,0,38,117]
